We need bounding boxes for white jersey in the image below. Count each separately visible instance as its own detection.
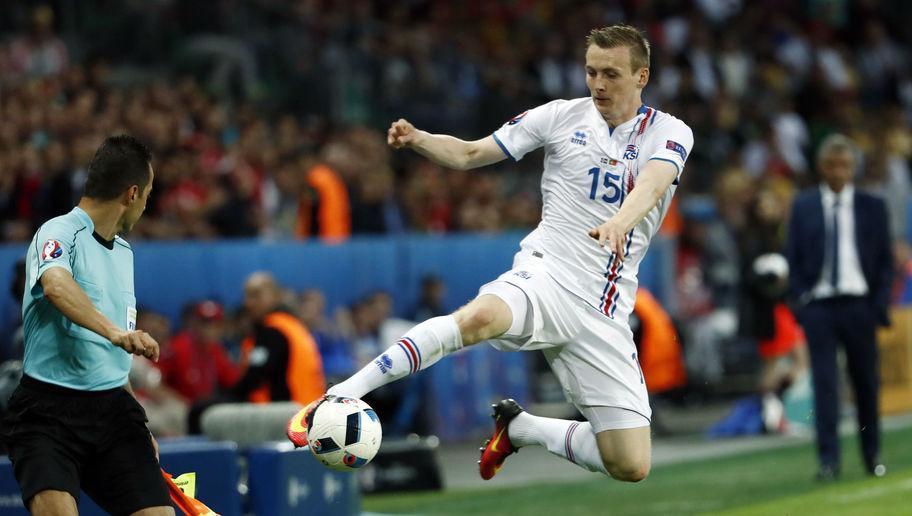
[492,97,693,323]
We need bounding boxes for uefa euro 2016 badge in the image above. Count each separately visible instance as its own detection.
[41,240,64,261]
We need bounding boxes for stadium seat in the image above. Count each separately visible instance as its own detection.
[246,442,360,516]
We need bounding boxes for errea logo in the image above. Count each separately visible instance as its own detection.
[570,131,587,146]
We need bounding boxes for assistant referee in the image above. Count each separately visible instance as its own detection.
[0,136,173,515]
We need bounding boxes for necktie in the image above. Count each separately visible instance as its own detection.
[830,199,840,291]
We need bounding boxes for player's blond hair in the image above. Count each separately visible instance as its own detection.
[586,25,650,73]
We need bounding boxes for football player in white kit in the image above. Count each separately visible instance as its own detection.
[288,24,693,483]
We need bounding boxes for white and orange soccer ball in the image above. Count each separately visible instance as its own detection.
[289,396,382,471]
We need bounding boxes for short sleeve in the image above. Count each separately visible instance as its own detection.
[30,220,77,290]
[491,101,561,161]
[643,117,694,179]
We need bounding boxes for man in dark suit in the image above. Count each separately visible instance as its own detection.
[787,134,893,481]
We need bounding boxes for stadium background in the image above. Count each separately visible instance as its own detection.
[2,0,912,514]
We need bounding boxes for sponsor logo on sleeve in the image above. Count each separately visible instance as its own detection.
[665,140,687,161]
[41,240,63,261]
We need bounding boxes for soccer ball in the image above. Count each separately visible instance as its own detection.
[307,396,382,471]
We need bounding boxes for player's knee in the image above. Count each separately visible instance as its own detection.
[454,303,503,342]
[29,490,77,515]
[604,458,650,483]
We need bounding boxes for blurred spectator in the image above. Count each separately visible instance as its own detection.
[412,274,447,322]
[786,134,892,480]
[677,170,747,386]
[233,272,324,405]
[756,302,809,435]
[343,291,394,369]
[735,179,810,434]
[630,288,687,435]
[347,129,405,234]
[738,180,796,344]
[297,288,355,381]
[2,260,26,362]
[5,5,69,79]
[859,130,911,244]
[893,242,912,304]
[133,309,189,437]
[187,273,325,434]
[631,288,687,396]
[158,300,240,403]
[297,159,352,241]
[0,259,26,454]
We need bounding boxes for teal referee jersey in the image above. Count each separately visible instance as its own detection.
[22,207,137,390]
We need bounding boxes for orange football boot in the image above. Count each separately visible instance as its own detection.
[478,398,524,480]
[286,394,335,448]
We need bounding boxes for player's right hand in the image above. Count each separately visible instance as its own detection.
[387,118,419,149]
[110,330,160,362]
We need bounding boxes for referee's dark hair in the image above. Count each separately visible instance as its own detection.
[83,135,153,200]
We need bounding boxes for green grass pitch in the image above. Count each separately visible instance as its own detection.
[364,425,912,515]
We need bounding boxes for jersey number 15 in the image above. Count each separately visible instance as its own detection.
[587,167,622,204]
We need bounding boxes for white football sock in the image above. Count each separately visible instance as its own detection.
[328,315,463,399]
[508,412,608,475]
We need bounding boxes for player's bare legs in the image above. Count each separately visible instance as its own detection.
[595,426,651,481]
[29,490,77,516]
[326,294,512,399]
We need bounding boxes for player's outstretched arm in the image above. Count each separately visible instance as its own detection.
[387,118,507,170]
[588,159,679,259]
[40,267,159,360]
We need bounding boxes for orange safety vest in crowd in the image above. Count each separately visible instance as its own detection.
[635,289,687,394]
[239,311,326,405]
[296,163,351,242]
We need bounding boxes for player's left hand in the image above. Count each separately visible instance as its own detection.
[588,219,627,259]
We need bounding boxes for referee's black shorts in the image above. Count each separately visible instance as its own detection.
[0,375,172,514]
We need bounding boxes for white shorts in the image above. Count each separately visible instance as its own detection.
[478,250,651,429]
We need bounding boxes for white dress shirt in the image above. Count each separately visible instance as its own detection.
[812,184,869,299]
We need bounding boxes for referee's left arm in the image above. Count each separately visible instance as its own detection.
[41,267,159,361]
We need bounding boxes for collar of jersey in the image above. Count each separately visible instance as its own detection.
[599,103,649,137]
[72,206,96,233]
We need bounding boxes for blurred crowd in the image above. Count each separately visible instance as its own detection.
[2,1,910,243]
[117,273,446,437]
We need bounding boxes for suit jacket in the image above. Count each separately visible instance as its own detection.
[786,187,893,326]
